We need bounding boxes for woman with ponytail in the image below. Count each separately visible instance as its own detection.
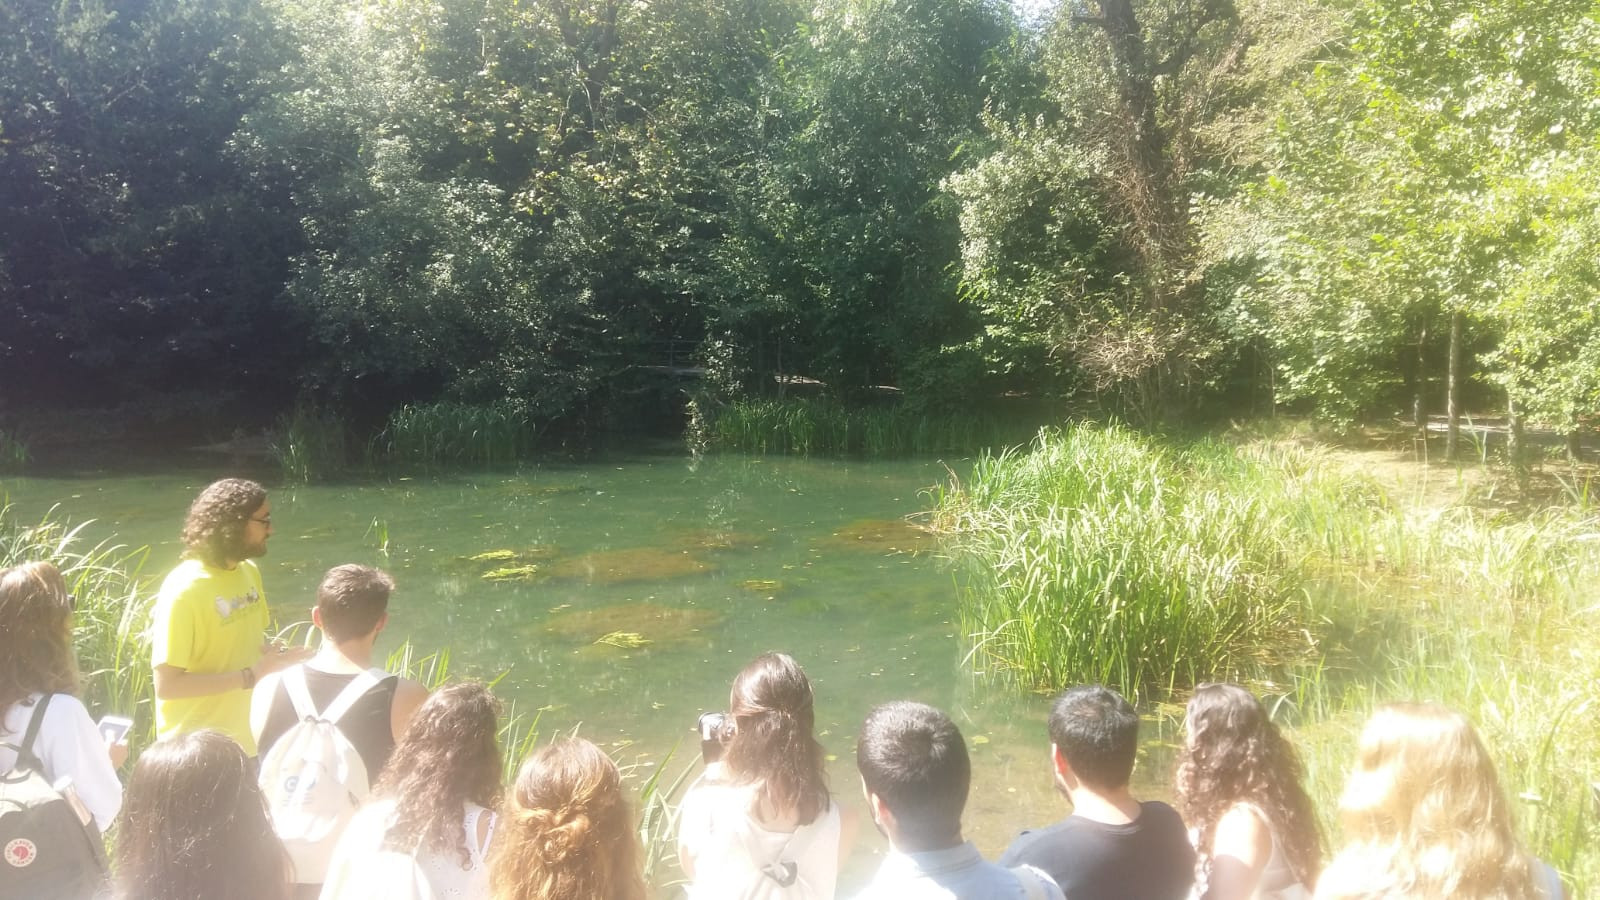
[677,652,856,900]
[488,737,645,900]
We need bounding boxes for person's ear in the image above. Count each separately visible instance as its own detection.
[372,611,389,637]
[867,790,895,831]
[1051,743,1075,789]
[311,606,325,630]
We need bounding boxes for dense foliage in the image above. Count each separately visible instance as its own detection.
[2,0,1596,446]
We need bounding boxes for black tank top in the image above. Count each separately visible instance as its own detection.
[258,665,400,781]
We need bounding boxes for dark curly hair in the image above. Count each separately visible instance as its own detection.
[723,652,831,826]
[0,561,79,715]
[1176,683,1323,889]
[181,478,268,568]
[376,681,503,869]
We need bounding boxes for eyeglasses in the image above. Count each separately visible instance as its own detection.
[65,593,76,612]
[249,515,272,526]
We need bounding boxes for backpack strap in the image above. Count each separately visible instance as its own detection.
[15,693,54,772]
[281,665,319,721]
[318,668,387,725]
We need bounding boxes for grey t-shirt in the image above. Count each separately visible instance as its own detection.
[999,801,1194,900]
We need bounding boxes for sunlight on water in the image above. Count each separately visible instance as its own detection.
[3,451,1182,886]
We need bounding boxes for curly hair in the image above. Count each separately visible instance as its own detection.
[489,738,645,900]
[1176,683,1322,889]
[1316,703,1542,900]
[0,561,80,715]
[375,681,504,869]
[114,730,291,900]
[722,652,831,825]
[181,478,267,568]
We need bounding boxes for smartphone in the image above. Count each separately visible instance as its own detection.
[96,715,133,745]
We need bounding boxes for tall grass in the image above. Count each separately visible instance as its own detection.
[0,502,158,747]
[933,425,1369,693]
[272,403,350,483]
[707,398,1037,458]
[372,399,539,469]
[939,424,1600,891]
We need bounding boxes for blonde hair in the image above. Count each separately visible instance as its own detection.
[489,738,645,900]
[1317,703,1541,900]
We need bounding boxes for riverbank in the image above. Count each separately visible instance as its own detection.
[935,424,1600,891]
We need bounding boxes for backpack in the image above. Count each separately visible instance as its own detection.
[0,695,110,900]
[258,666,388,885]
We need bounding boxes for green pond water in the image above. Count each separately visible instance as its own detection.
[3,451,1182,885]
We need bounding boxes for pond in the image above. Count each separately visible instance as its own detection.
[3,450,1182,888]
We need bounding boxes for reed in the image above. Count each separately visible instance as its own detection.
[934,425,1366,694]
[373,399,539,469]
[271,402,351,483]
[0,502,158,747]
[706,397,1037,457]
[0,429,28,473]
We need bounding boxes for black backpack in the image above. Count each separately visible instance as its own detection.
[0,695,111,900]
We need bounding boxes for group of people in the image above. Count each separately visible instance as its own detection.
[0,477,1569,900]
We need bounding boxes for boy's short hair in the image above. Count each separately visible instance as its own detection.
[1048,685,1139,790]
[856,701,969,846]
[315,564,394,642]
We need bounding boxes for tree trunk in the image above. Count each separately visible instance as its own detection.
[1506,394,1524,467]
[1445,309,1462,462]
[1412,323,1428,435]
[1567,431,1583,462]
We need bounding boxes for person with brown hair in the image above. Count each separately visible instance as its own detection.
[321,681,504,900]
[252,564,430,897]
[253,563,430,778]
[111,729,292,900]
[150,478,311,755]
[677,652,856,899]
[1176,683,1322,900]
[0,561,125,832]
[488,737,646,900]
[1314,703,1564,900]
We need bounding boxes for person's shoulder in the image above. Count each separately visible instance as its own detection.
[157,557,220,595]
[1140,800,1189,829]
[1000,818,1076,866]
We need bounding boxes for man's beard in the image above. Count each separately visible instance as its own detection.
[236,537,269,560]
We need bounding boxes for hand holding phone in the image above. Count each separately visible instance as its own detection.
[97,715,133,769]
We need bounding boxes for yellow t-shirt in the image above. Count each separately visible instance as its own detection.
[150,558,271,754]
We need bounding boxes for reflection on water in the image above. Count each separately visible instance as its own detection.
[2,451,1184,890]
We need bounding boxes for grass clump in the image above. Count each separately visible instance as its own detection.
[374,399,538,468]
[707,398,1037,458]
[934,424,1364,694]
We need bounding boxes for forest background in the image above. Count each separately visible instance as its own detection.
[4,0,1598,457]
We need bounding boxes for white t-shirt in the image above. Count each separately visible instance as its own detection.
[0,692,124,832]
[679,778,843,900]
[321,798,496,900]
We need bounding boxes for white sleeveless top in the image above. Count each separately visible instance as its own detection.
[678,778,843,900]
[416,802,496,899]
[1192,803,1309,900]
[322,799,495,900]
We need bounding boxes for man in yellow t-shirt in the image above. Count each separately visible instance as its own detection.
[150,478,311,755]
